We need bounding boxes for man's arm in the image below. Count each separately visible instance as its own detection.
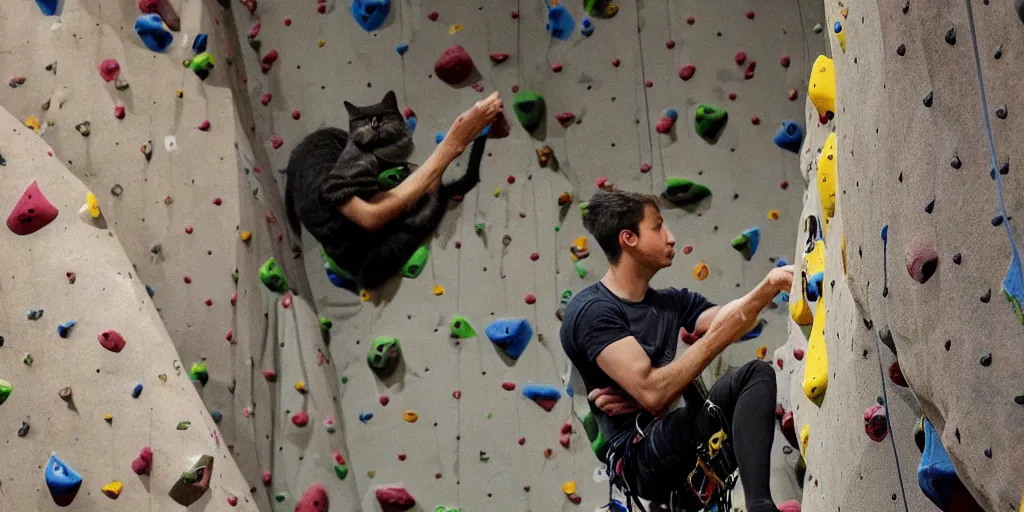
[595,267,792,416]
[693,305,721,335]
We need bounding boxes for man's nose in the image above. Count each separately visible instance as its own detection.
[666,230,676,246]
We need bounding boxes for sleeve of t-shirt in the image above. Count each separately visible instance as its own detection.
[673,288,716,332]
[320,155,381,209]
[574,300,633,363]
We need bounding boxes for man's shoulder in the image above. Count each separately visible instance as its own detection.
[563,283,618,318]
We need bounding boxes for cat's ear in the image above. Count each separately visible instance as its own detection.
[344,101,360,119]
[381,90,399,111]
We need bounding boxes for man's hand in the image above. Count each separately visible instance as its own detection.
[767,264,795,293]
[444,92,503,155]
[588,386,643,416]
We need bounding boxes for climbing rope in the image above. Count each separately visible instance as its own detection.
[872,335,910,512]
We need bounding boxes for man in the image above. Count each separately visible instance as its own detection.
[560,190,799,512]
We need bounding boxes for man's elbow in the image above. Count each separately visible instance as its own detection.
[635,389,669,417]
[339,204,383,232]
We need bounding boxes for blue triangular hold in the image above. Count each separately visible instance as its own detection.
[485,318,533,360]
[917,418,959,510]
[522,383,562,411]
[192,33,209,55]
[135,14,174,53]
[36,0,59,16]
[774,121,804,153]
[739,318,766,341]
[730,227,760,261]
[351,0,391,32]
[46,453,83,506]
[546,4,575,40]
[1003,251,1024,325]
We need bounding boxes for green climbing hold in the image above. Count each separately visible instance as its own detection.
[591,431,609,461]
[450,316,476,338]
[378,166,410,189]
[434,507,463,512]
[560,289,573,304]
[259,257,289,293]
[579,202,590,217]
[274,492,288,502]
[474,223,485,233]
[582,411,599,441]
[401,245,430,278]
[575,261,588,278]
[341,376,349,384]
[662,178,712,206]
[0,379,11,406]
[189,363,209,386]
[730,227,761,261]
[368,337,402,376]
[513,89,545,133]
[334,464,349,480]
[188,52,215,74]
[319,317,333,344]
[694,104,728,142]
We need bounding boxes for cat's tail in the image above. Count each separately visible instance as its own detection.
[441,136,488,199]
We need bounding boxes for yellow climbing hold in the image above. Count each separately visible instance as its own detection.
[817,132,837,235]
[86,193,101,218]
[102,481,123,499]
[103,413,113,422]
[360,290,372,301]
[367,470,376,478]
[24,115,40,132]
[433,285,445,296]
[808,55,836,118]
[240,231,252,242]
[403,410,419,423]
[755,345,767,360]
[800,424,810,460]
[802,298,828,404]
[561,481,577,495]
[493,188,501,197]
[176,89,183,98]
[295,380,307,393]
[317,39,326,47]
[692,262,709,281]
[805,241,826,291]
[767,209,780,221]
[448,24,463,35]
[834,23,846,52]
[840,234,848,276]
[789,296,814,325]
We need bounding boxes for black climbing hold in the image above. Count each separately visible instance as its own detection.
[924,199,934,213]
[896,44,906,56]
[863,318,874,330]
[944,340,952,351]
[17,421,29,437]
[898,172,903,182]
[996,105,1007,119]
[950,154,962,169]
[981,288,992,303]
[984,447,992,458]
[878,327,897,355]
[883,286,889,298]
[1016,0,1024,23]
[992,215,1004,227]
[945,27,956,45]
[994,45,1002,59]
[902,1,910,14]
[1014,395,1024,405]
[952,253,962,265]
[999,160,1009,175]
[980,352,992,366]
[955,428,961,443]
[923,91,933,108]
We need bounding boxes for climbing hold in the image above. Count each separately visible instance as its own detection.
[944,26,957,45]
[359,412,374,423]
[889,362,908,387]
[101,481,123,499]
[98,330,126,353]
[99,59,121,82]
[450,316,476,338]
[678,64,696,81]
[0,379,11,406]
[562,480,577,495]
[662,178,712,207]
[489,52,510,64]
[368,336,402,376]
[802,299,828,405]
[295,483,329,512]
[396,43,408,55]
[744,61,757,79]
[774,121,804,152]
[581,17,594,37]
[730,227,760,261]
[168,455,214,506]
[36,0,60,15]
[693,262,710,281]
[292,410,309,427]
[485,318,533,359]
[694,104,727,142]
[781,55,791,67]
[57,320,77,338]
[129,446,154,476]
[403,410,419,422]
[864,404,888,442]
[793,348,805,360]
[570,236,590,260]
[818,132,838,232]
[376,486,416,510]
[434,45,473,85]
[189,362,209,386]
[522,383,561,411]
[735,51,747,65]
[513,89,545,133]
[135,14,174,53]
[46,453,83,506]
[555,112,576,127]
[918,417,982,510]
[833,21,846,51]
[546,3,575,40]
[188,52,215,79]
[656,108,678,134]
[7,181,59,236]
[401,245,430,278]
[808,56,836,118]
[524,293,537,304]
[131,383,143,398]
[906,237,939,284]
[755,346,768,359]
[259,257,289,292]
[768,209,780,221]
[351,0,390,31]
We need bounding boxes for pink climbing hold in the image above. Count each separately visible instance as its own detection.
[595,176,609,188]
[261,49,279,74]
[611,58,621,67]
[292,110,301,120]
[282,292,293,308]
[375,486,416,510]
[793,348,805,360]
[249,22,261,39]
[686,15,695,24]
[666,40,675,49]
[99,59,121,82]
[263,369,277,381]
[138,0,159,13]
[744,61,757,79]
[555,112,575,127]
[906,237,939,284]
[745,10,755,19]
[656,114,676,134]
[471,83,484,92]
[271,134,284,149]
[98,329,126,353]
[227,495,238,506]
[262,471,272,486]
[114,104,126,119]
[452,390,462,399]
[427,11,439,21]
[225,329,233,342]
[780,55,791,68]
[292,410,309,427]
[778,500,802,512]
[379,395,390,406]
[198,120,211,131]
[489,53,509,64]
[678,64,696,81]
[261,92,272,105]
[889,362,908,387]
[333,450,346,465]
[502,381,516,391]
[735,51,747,65]
[682,245,693,254]
[434,45,474,85]
[131,446,153,475]
[241,0,256,15]
[751,116,761,125]
[788,88,798,101]
[728,93,737,101]
[559,433,571,448]
[864,404,888,442]
[640,163,652,174]
[552,63,563,73]
[230,291,238,305]
[6,181,59,236]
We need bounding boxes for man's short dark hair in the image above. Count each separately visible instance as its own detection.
[582,190,661,265]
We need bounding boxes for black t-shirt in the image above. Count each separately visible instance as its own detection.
[560,281,714,444]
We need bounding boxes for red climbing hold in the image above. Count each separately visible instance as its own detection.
[781,410,798,447]
[735,51,747,65]
[788,88,798,101]
[640,163,652,174]
[777,358,784,369]
[131,446,153,475]
[544,448,553,458]
[291,410,309,427]
[261,49,278,74]
[666,40,675,49]
[889,362,908,387]
[427,11,439,21]
[819,113,829,125]
[379,395,390,406]
[114,104,125,119]
[452,390,462,399]
[555,112,575,127]
[138,0,159,13]
[230,291,238,305]
[198,120,211,131]
[397,453,406,461]
[686,15,695,24]
[506,175,516,184]
[271,134,284,149]
[489,53,509,64]
[98,329,126,353]
[779,180,788,189]
[295,483,328,512]
[525,294,536,304]
[184,276,192,284]
[611,58,620,67]
[263,369,277,381]
[502,381,516,391]
[317,3,326,14]
[225,329,233,342]
[682,245,693,255]
[227,495,238,507]
[6,181,59,236]
[248,22,261,39]
[241,0,256,15]
[751,116,761,125]
[489,110,511,138]
[185,225,194,234]
[261,92,272,105]
[645,80,653,88]
[552,63,563,72]
[561,422,572,434]
[780,55,791,68]
[864,404,888,442]
[204,298,213,306]
[793,348,804,360]
[375,487,416,510]
[530,252,540,261]
[212,197,222,205]
[559,433,571,448]
[99,59,121,82]
[745,10,755,19]
[262,471,272,486]
[678,64,696,81]
[728,93,737,101]
[284,17,291,26]
[510,10,519,19]
[471,83,484,92]
[744,61,757,79]
[292,110,301,120]
[518,436,526,445]
[435,45,474,85]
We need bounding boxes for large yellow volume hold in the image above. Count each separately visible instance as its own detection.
[789,296,814,325]
[802,298,829,404]
[817,132,837,237]
[808,55,836,118]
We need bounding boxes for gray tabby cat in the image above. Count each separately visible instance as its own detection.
[285,90,485,289]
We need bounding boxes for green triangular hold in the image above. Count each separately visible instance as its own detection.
[334,464,349,480]
[378,166,410,189]
[591,431,609,461]
[694,104,728,141]
[513,89,545,133]
[401,245,430,278]
[450,315,476,338]
[662,178,712,206]
[730,227,761,261]
[581,411,600,441]
[259,257,289,293]
[0,379,11,406]
[367,337,402,375]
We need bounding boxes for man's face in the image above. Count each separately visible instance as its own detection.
[632,205,676,269]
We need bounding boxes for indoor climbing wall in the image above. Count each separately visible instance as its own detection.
[234,0,823,510]
[783,0,1024,511]
[0,107,257,509]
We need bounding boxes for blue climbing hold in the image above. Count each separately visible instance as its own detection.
[435,131,446,144]
[192,33,208,55]
[773,291,790,306]
[57,320,77,338]
[665,108,679,121]
[546,3,575,40]
[135,14,174,53]
[351,0,391,32]
[522,383,562,411]
[917,418,961,510]
[730,226,760,261]
[36,0,59,16]
[485,318,533,360]
[580,17,594,37]
[45,453,83,507]
[405,116,417,133]
[359,412,374,423]
[807,271,824,302]
[739,318,766,341]
[775,257,789,267]
[881,225,888,243]
[396,43,409,56]
[145,284,156,297]
[210,410,223,423]
[132,383,143,398]
[773,121,804,153]
[1003,252,1024,325]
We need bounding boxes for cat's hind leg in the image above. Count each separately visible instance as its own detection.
[357,231,431,289]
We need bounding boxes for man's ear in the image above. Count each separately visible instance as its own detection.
[620,229,639,248]
[344,101,360,118]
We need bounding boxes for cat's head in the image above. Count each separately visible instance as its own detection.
[345,90,414,161]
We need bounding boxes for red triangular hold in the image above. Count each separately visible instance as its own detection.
[6,181,59,235]
[533,398,557,412]
[488,110,511,139]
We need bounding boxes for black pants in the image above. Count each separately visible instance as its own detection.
[630,361,779,512]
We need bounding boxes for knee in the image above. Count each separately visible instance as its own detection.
[742,360,777,388]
